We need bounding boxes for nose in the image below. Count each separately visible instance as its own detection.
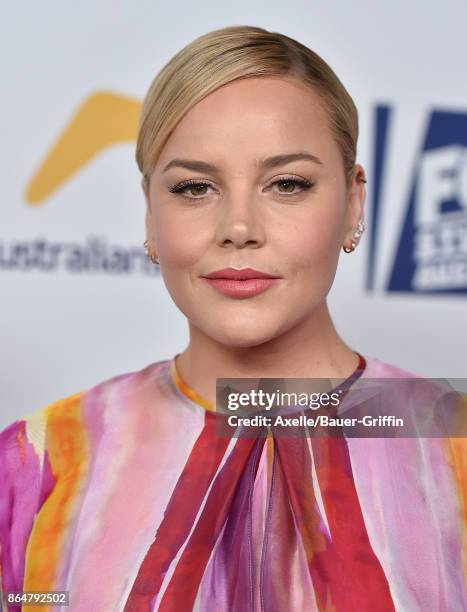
[214,187,266,250]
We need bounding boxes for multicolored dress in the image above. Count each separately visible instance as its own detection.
[1,353,466,611]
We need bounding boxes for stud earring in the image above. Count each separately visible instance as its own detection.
[343,241,357,253]
[143,239,159,265]
[354,220,365,239]
[342,220,365,253]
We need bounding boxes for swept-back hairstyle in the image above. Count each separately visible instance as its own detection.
[136,25,358,187]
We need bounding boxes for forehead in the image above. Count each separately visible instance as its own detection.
[156,77,338,170]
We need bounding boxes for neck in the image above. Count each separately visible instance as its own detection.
[174,300,360,407]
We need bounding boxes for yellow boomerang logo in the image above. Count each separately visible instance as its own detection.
[25,91,141,204]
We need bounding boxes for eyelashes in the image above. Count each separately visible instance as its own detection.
[168,176,314,200]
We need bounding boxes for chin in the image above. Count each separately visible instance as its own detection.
[204,322,280,349]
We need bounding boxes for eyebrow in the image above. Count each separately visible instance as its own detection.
[161,152,323,174]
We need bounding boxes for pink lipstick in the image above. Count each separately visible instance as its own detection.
[201,267,281,298]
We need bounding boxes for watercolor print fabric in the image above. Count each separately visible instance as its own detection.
[0,354,466,611]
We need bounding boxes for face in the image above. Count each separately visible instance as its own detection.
[143,76,365,348]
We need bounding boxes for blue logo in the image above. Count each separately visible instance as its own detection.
[368,105,467,294]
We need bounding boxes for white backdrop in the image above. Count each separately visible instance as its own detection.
[2,1,466,429]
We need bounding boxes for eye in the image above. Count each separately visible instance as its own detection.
[270,176,313,195]
[168,179,215,199]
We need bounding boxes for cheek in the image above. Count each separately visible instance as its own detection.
[153,207,208,268]
[280,206,344,270]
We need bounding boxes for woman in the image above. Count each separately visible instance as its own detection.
[1,25,465,612]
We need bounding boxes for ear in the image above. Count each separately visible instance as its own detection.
[142,176,156,248]
[344,164,366,246]
[141,176,150,207]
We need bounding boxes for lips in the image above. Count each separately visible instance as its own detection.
[201,268,281,298]
[202,267,280,280]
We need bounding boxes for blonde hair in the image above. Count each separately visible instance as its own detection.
[136,25,358,186]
